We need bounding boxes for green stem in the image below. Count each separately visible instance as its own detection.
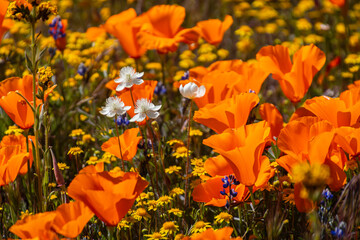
[184,100,193,207]
[249,186,256,209]
[114,116,125,170]
[146,120,160,195]
[30,8,43,213]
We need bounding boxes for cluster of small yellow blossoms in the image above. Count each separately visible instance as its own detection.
[7,1,32,21]
[179,50,196,69]
[191,158,207,177]
[20,210,32,220]
[38,2,58,19]
[189,128,203,137]
[37,66,53,87]
[69,129,85,137]
[292,163,330,200]
[235,25,255,53]
[57,162,70,171]
[197,43,217,63]
[4,126,24,135]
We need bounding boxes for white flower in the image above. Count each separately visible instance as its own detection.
[179,82,206,99]
[100,96,131,118]
[114,66,144,91]
[130,98,161,122]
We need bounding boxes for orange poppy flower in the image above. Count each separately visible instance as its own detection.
[87,8,146,58]
[0,134,34,186]
[190,227,242,240]
[0,0,9,40]
[101,128,142,161]
[85,26,107,41]
[256,44,325,103]
[0,75,56,129]
[0,0,13,45]
[259,103,284,139]
[194,92,259,133]
[192,175,249,207]
[10,201,93,239]
[135,5,199,53]
[67,167,148,226]
[183,60,267,93]
[10,211,58,240]
[203,121,273,188]
[290,95,360,128]
[51,201,94,238]
[334,127,360,157]
[293,182,314,213]
[329,0,345,7]
[204,155,234,177]
[276,116,346,191]
[196,15,233,46]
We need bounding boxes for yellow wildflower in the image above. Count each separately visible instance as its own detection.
[4,126,23,136]
[67,147,83,156]
[214,212,233,224]
[160,221,179,235]
[191,158,204,167]
[166,139,184,146]
[57,163,70,171]
[172,146,191,158]
[342,72,353,78]
[191,221,212,234]
[165,166,181,174]
[146,62,162,70]
[144,232,167,240]
[170,187,184,197]
[69,129,85,137]
[20,210,32,220]
[117,220,130,230]
[147,200,158,211]
[157,195,172,206]
[86,156,99,165]
[168,208,183,217]
[296,18,312,31]
[190,128,203,137]
[133,208,151,221]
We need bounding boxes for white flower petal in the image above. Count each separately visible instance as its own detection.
[147,111,159,119]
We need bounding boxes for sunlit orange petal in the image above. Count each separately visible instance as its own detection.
[51,201,94,238]
[194,92,259,133]
[196,15,233,45]
[10,212,57,240]
[101,128,142,161]
[259,103,284,139]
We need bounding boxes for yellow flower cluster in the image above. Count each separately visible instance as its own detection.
[37,66,53,86]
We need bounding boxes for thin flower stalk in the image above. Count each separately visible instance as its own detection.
[114,116,125,170]
[184,100,193,207]
[30,6,43,213]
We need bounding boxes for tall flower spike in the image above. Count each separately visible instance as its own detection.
[100,96,131,118]
[130,98,161,122]
[179,82,206,99]
[115,66,144,92]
